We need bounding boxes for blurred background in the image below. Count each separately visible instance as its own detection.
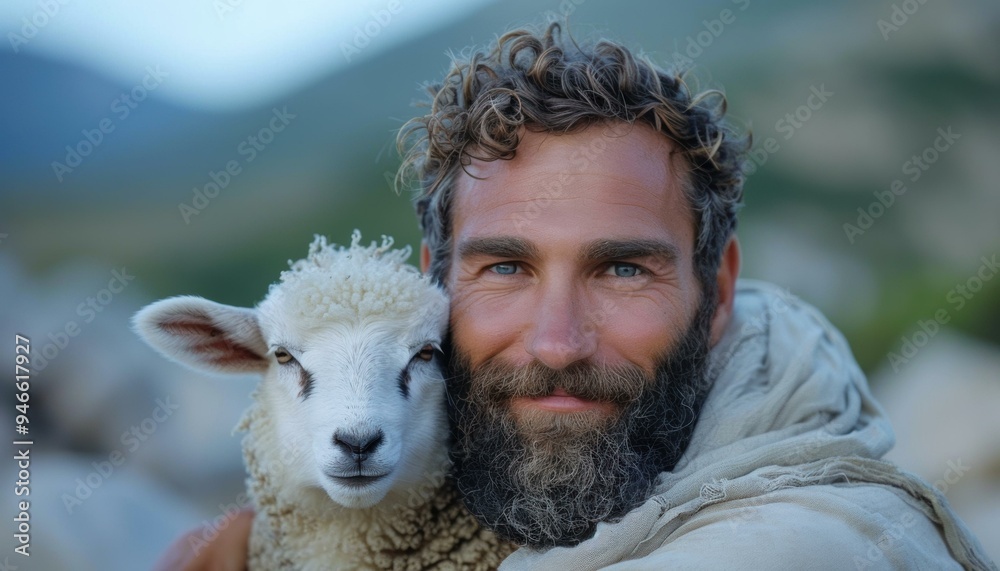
[1,0,998,568]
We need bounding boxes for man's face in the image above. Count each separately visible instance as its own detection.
[448,123,701,378]
[442,123,716,547]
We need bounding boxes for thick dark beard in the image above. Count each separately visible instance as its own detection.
[444,295,716,548]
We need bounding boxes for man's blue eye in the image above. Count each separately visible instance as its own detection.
[492,263,517,275]
[611,263,640,277]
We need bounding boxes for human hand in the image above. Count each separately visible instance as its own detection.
[152,508,254,571]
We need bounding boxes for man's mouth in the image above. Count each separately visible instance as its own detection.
[510,387,617,415]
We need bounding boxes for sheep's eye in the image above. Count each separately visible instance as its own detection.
[415,344,436,362]
[274,348,294,364]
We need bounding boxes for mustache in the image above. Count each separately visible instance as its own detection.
[458,358,655,409]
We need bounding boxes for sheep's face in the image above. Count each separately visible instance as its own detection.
[132,235,451,509]
[257,299,450,508]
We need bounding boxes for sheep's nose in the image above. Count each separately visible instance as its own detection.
[333,430,384,461]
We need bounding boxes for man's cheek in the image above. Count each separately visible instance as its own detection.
[602,314,680,374]
[453,316,518,367]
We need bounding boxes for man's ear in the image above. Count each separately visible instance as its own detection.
[420,240,431,274]
[709,236,741,346]
[132,296,269,375]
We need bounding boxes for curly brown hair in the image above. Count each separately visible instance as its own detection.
[396,22,748,294]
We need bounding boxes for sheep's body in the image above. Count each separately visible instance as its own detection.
[133,231,513,570]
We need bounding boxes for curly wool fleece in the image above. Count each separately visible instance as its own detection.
[263,230,432,327]
[237,232,513,570]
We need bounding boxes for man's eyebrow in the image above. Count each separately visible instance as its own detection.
[458,236,540,260]
[582,239,680,264]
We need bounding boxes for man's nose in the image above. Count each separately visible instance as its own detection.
[525,281,598,370]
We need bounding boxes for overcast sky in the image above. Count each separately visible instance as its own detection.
[1,0,493,110]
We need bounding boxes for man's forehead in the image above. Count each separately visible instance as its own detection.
[450,124,695,249]
[459,123,678,180]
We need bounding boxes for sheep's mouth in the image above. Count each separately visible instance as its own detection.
[326,472,388,488]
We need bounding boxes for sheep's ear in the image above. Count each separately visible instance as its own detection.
[133,295,269,374]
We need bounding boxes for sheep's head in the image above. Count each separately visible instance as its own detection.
[133,231,450,509]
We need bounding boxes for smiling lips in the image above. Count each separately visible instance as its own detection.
[511,387,616,415]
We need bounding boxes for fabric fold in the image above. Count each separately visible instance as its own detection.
[500,280,995,570]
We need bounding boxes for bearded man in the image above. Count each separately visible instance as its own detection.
[157,23,994,570]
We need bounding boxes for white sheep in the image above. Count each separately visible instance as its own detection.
[133,231,512,570]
